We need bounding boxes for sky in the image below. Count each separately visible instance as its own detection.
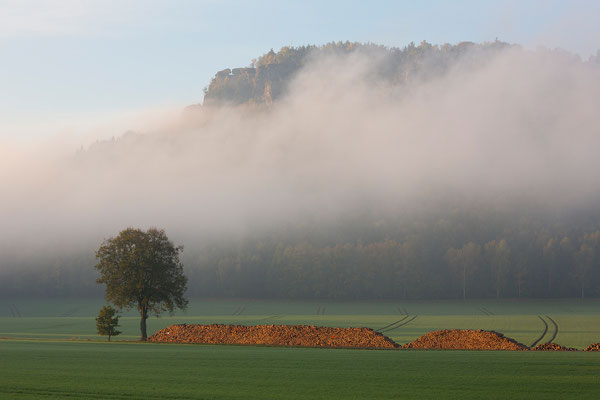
[1,0,599,141]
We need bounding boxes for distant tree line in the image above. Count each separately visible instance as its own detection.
[181,207,600,300]
[0,251,101,298]
[2,206,600,300]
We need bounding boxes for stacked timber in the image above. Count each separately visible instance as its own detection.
[149,324,398,348]
[531,342,578,351]
[584,343,600,351]
[403,329,528,351]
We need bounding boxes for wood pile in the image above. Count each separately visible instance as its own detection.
[403,329,528,351]
[531,343,577,351]
[584,343,600,351]
[148,324,597,351]
[148,324,398,348]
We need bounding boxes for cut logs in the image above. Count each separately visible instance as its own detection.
[584,343,600,351]
[148,324,597,351]
[148,324,398,348]
[403,329,528,350]
[531,342,577,351]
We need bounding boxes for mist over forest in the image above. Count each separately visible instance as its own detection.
[2,40,600,299]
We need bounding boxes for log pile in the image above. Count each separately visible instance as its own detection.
[148,324,597,351]
[148,324,398,348]
[584,343,600,351]
[531,342,578,351]
[403,329,528,350]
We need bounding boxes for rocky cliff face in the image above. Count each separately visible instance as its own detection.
[203,63,297,106]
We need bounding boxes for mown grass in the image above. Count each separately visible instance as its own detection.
[2,299,600,399]
[1,340,599,399]
[2,298,599,348]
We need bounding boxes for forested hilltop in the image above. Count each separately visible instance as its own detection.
[2,41,600,300]
[201,40,514,106]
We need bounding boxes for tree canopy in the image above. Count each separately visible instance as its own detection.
[96,305,121,341]
[95,227,188,341]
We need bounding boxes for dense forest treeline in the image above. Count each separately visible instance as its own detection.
[3,206,600,299]
[184,208,600,299]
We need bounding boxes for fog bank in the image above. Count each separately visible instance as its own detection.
[1,45,600,255]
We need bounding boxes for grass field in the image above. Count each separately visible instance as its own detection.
[2,298,600,348]
[2,298,600,399]
[1,340,600,399]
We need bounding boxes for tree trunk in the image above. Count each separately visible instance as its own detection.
[140,308,148,341]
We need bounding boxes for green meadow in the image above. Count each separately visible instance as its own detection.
[1,340,600,399]
[2,298,600,348]
[2,299,600,399]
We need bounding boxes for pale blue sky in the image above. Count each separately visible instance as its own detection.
[1,0,599,139]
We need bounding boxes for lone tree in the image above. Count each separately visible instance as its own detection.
[95,227,188,341]
[96,305,121,341]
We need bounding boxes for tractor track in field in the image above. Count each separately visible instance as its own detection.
[378,315,418,333]
[398,306,408,315]
[232,304,246,316]
[530,315,559,347]
[59,307,79,317]
[9,304,21,318]
[545,315,559,344]
[530,315,549,347]
[381,315,418,333]
[479,306,494,316]
[376,315,409,332]
[315,306,326,315]
[254,315,284,322]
